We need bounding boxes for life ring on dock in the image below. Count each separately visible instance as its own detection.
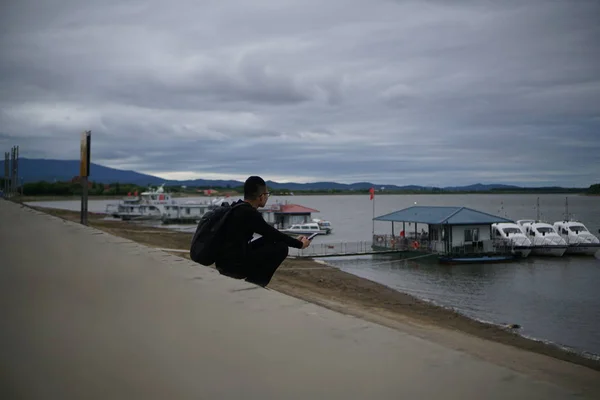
[412,241,420,250]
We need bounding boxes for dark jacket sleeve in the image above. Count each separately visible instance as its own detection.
[250,210,304,249]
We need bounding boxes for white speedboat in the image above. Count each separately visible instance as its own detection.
[553,220,600,256]
[516,220,568,257]
[312,218,333,234]
[491,222,532,258]
[281,222,331,236]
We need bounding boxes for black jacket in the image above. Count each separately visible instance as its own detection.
[215,200,303,267]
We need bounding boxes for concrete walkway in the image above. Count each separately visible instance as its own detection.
[0,200,596,399]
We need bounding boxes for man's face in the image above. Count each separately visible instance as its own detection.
[259,186,270,207]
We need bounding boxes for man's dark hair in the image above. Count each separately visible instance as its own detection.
[244,176,266,200]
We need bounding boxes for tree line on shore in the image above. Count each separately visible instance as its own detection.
[1,179,598,196]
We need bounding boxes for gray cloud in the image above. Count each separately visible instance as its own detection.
[1,0,599,187]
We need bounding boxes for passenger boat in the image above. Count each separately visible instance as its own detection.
[516,220,568,257]
[105,184,220,222]
[281,222,331,236]
[491,222,533,258]
[552,197,600,256]
[553,220,600,256]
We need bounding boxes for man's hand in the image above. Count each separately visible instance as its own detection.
[299,236,310,249]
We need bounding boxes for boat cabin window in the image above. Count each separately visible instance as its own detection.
[494,229,502,237]
[301,225,310,230]
[503,227,521,235]
[537,227,554,234]
[570,225,588,233]
[310,225,319,230]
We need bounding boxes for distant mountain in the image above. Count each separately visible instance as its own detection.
[15,158,575,192]
[19,158,165,185]
[443,183,521,191]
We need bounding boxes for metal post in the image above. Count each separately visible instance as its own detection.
[3,152,7,196]
[10,146,15,197]
[15,146,19,196]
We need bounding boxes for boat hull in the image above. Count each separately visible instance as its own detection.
[439,255,516,264]
[565,245,600,256]
[530,246,567,257]
[514,247,532,258]
[282,229,330,235]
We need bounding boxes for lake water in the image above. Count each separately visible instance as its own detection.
[29,193,600,357]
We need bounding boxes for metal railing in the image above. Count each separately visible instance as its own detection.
[289,241,402,258]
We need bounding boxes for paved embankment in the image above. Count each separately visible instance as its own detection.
[0,200,597,399]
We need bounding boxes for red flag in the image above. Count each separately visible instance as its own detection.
[369,187,375,200]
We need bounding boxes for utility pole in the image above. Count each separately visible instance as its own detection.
[3,152,8,196]
[15,145,19,196]
[10,146,15,197]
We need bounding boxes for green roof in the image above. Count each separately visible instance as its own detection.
[373,206,513,225]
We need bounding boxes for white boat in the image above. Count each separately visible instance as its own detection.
[491,222,532,258]
[281,222,331,236]
[105,184,221,222]
[516,220,568,257]
[312,218,334,234]
[553,220,600,256]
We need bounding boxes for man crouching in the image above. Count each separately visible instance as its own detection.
[214,176,311,287]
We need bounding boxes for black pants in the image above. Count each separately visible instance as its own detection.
[217,237,289,287]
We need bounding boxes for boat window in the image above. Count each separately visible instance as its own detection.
[569,225,588,233]
[301,225,310,230]
[503,227,521,235]
[310,226,318,230]
[186,208,190,214]
[537,227,554,233]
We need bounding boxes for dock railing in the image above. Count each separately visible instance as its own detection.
[289,236,521,259]
[372,234,519,256]
[289,240,400,258]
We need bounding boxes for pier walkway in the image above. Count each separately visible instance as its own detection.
[1,200,598,399]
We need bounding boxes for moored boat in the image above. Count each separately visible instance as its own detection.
[516,220,568,257]
[491,222,533,258]
[553,220,600,256]
[281,222,331,236]
[105,184,221,222]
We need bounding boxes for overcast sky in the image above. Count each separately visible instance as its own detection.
[1,0,599,187]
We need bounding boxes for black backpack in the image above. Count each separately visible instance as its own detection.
[189,201,246,266]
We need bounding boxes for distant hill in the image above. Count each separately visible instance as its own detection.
[16,158,578,192]
[19,158,165,185]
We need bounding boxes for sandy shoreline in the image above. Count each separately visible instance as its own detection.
[20,203,600,373]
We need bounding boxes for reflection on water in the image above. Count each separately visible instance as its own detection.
[27,193,600,357]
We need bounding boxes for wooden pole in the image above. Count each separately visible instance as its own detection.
[80,131,91,225]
